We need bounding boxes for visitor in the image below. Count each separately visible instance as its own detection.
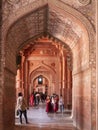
[54,95,59,113]
[59,95,64,113]
[29,92,34,107]
[45,95,51,113]
[16,92,29,124]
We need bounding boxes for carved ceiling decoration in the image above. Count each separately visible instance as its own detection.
[78,0,91,5]
[20,36,72,70]
[3,0,94,35]
[7,5,82,54]
[8,6,48,48]
[6,3,87,71]
[48,7,82,39]
[22,37,59,56]
[7,0,20,5]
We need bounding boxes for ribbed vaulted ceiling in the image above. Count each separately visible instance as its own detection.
[7,4,83,52]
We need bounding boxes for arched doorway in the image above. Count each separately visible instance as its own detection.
[15,36,72,110]
[1,1,96,130]
[31,75,49,95]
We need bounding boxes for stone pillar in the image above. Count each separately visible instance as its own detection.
[96,1,98,129]
[60,46,64,96]
[58,56,62,96]
[0,61,3,130]
[0,0,2,128]
[66,68,72,109]
[60,56,63,95]
[21,58,26,94]
[27,61,30,104]
[3,70,16,130]
[62,55,65,96]
[63,56,67,108]
[43,77,45,84]
[24,59,29,105]
[16,69,22,97]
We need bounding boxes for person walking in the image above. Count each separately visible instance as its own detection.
[16,92,29,124]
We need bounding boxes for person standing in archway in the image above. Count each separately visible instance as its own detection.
[29,92,34,107]
[54,95,59,113]
[16,92,29,124]
[45,95,51,113]
[59,95,64,113]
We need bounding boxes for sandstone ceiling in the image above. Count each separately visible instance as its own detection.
[22,39,59,57]
[7,4,84,53]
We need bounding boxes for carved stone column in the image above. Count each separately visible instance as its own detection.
[22,55,29,105]
[63,55,67,108]
[59,54,62,95]
[59,46,64,96]
[24,59,29,105]
[62,55,65,95]
[60,56,63,95]
[96,1,98,129]
[16,69,22,96]
[23,58,26,95]
[67,67,72,109]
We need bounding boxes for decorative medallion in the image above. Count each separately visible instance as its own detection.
[78,0,91,5]
[7,0,20,5]
[51,63,55,67]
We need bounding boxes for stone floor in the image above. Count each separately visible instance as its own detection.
[15,102,76,130]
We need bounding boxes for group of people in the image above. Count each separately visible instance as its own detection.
[16,92,64,124]
[29,91,47,106]
[46,94,64,113]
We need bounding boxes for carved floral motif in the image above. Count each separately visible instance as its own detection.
[78,0,91,5]
[7,0,20,5]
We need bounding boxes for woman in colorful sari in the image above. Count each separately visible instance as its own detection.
[45,95,51,113]
[54,95,59,112]
[29,93,34,107]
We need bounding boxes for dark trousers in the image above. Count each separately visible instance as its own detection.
[19,109,28,124]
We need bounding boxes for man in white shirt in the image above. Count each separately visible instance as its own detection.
[17,92,29,124]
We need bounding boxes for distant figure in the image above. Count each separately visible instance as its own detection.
[45,96,51,113]
[29,92,34,107]
[54,95,59,112]
[35,92,40,105]
[51,96,55,112]
[59,95,64,113]
[16,92,29,124]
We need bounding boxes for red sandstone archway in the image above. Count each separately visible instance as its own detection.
[29,65,56,96]
[32,75,49,94]
[1,1,96,130]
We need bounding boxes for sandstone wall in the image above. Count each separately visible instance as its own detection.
[0,1,96,130]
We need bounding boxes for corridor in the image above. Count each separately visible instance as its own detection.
[1,1,97,130]
[15,102,75,130]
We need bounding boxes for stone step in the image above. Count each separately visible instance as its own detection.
[15,125,76,130]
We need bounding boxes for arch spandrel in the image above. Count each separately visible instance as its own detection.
[4,0,95,92]
[5,0,95,60]
[6,4,84,49]
[29,64,56,78]
[29,65,56,84]
[2,1,96,130]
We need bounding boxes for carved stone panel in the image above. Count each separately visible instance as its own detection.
[7,0,20,5]
[78,0,91,5]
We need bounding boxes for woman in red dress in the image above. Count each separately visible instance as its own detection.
[29,93,34,107]
[46,96,51,113]
[54,95,59,112]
